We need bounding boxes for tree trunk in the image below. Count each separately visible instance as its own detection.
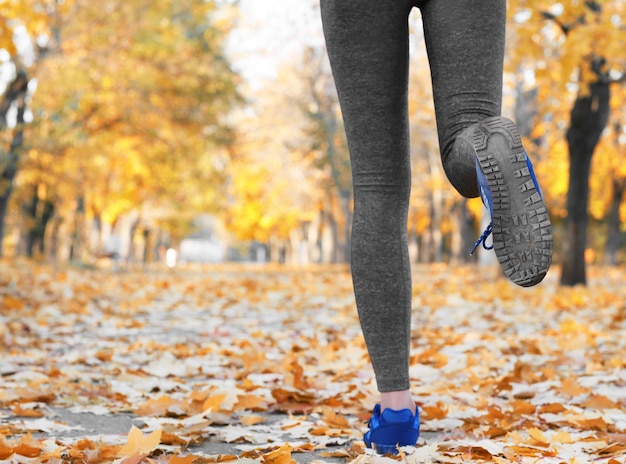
[142,229,151,264]
[604,178,624,265]
[426,147,444,263]
[24,186,54,257]
[69,197,86,262]
[127,215,140,264]
[41,201,55,254]
[0,71,29,257]
[560,78,610,286]
[339,190,352,264]
[48,217,62,262]
[451,198,477,264]
[24,187,40,257]
[327,207,339,264]
[420,226,433,263]
[0,176,16,256]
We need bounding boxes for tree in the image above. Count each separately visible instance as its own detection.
[507,0,626,285]
[591,84,626,264]
[299,47,352,263]
[8,0,240,259]
[0,0,63,256]
[224,62,320,262]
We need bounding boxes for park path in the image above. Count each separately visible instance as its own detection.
[1,260,626,463]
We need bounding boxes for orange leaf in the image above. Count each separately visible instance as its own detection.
[262,444,295,464]
[421,402,448,420]
[118,426,162,457]
[161,432,189,446]
[582,394,619,409]
[0,436,13,460]
[203,393,227,412]
[13,443,41,458]
[2,295,25,310]
[135,395,177,416]
[321,406,351,429]
[241,414,267,426]
[120,456,146,464]
[169,456,199,464]
[575,416,607,430]
[75,439,97,450]
[234,394,266,411]
[11,405,44,418]
[511,399,536,415]
[561,377,587,396]
[538,403,566,414]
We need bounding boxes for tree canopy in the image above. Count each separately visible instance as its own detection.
[1,0,625,273]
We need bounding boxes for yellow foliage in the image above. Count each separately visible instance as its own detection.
[11,0,240,243]
[506,0,626,226]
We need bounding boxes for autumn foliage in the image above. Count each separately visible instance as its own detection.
[1,262,626,462]
[0,2,625,266]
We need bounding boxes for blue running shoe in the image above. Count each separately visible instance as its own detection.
[363,404,420,454]
[466,116,553,287]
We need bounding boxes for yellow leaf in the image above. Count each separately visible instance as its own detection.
[561,377,588,397]
[118,426,162,457]
[262,444,296,464]
[552,430,575,444]
[527,428,549,447]
[240,414,267,426]
[234,394,266,411]
[203,393,227,412]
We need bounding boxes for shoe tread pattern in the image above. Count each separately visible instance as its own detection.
[472,117,553,287]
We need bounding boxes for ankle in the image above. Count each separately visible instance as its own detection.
[380,390,415,412]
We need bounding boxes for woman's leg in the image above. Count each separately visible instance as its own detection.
[421,0,506,198]
[421,0,552,286]
[320,0,415,400]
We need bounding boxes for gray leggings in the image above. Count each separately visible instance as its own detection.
[320,0,506,392]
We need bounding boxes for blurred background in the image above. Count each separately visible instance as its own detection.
[0,0,624,285]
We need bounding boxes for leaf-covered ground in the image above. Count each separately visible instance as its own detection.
[1,260,626,463]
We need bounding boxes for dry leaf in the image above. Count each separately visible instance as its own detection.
[3,263,626,463]
[241,414,267,426]
[262,444,296,464]
[118,426,163,457]
[321,406,351,429]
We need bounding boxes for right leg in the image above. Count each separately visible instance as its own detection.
[320,0,415,398]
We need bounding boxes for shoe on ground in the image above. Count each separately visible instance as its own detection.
[363,404,420,454]
[466,116,553,287]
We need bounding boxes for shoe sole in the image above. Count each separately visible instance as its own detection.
[366,422,419,455]
[471,116,553,287]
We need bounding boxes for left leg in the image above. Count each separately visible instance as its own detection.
[420,0,506,199]
[420,0,553,286]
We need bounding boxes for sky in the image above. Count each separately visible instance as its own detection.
[227,0,324,82]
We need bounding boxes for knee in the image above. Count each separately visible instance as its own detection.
[441,134,480,198]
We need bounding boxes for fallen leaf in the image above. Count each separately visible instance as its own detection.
[321,406,351,429]
[118,426,162,457]
[262,444,296,464]
[241,414,267,426]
